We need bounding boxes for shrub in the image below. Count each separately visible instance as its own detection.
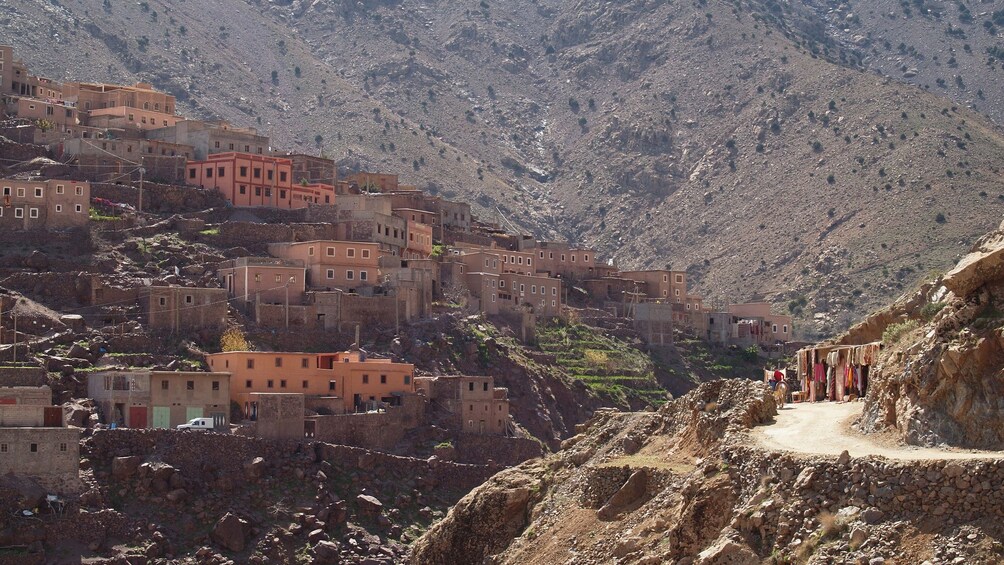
[935,212,947,223]
[811,140,824,153]
[921,302,947,321]
[882,319,919,344]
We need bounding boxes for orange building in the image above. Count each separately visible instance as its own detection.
[186,153,334,209]
[205,350,415,414]
[404,221,433,259]
[619,270,689,302]
[267,240,383,291]
[499,273,562,316]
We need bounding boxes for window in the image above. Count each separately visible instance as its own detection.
[561,254,565,261]
[267,379,274,389]
[347,248,355,258]
[214,141,221,148]
[531,285,536,294]
[584,255,589,262]
[205,168,213,178]
[247,359,255,369]
[254,274,261,283]
[483,382,489,392]
[326,247,335,257]
[539,251,544,258]
[500,280,505,288]
[183,380,193,390]
[675,289,681,296]
[1,187,8,196]
[267,169,274,181]
[14,208,23,218]
[308,246,315,256]
[29,208,38,219]
[253,168,261,179]
[571,255,576,262]
[783,325,789,334]
[245,379,252,388]
[380,375,387,384]
[280,379,287,388]
[552,287,557,296]
[326,269,334,279]
[404,375,411,385]
[75,186,83,196]
[346,270,354,280]
[275,357,282,368]
[772,324,778,334]
[361,249,370,259]
[492,294,497,303]
[676,275,684,283]
[55,205,62,213]
[0,444,6,453]
[302,358,309,368]
[359,271,368,281]
[552,300,556,307]
[189,168,197,179]
[302,380,309,389]
[217,167,225,178]
[329,380,336,391]
[686,304,691,310]
[362,375,369,384]
[520,284,525,293]
[280,171,287,182]
[16,188,24,197]
[75,204,82,213]
[34,187,43,198]
[60,443,67,452]
[161,380,169,390]
[185,295,193,304]
[240,185,247,194]
[279,189,286,199]
[30,443,38,453]
[212,381,220,391]
[239,166,248,177]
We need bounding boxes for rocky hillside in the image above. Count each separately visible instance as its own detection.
[411,379,1004,564]
[6,0,1004,336]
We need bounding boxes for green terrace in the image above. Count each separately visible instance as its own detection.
[536,321,667,408]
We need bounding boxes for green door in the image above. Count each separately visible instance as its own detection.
[152,406,171,429]
[186,406,203,423]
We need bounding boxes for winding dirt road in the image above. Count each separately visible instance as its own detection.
[752,401,1004,461]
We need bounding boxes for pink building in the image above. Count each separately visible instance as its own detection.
[217,257,306,305]
[187,153,297,208]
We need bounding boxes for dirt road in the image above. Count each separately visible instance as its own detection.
[752,401,1004,461]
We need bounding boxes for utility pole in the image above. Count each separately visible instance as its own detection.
[138,166,145,216]
[11,300,17,363]
[284,277,291,330]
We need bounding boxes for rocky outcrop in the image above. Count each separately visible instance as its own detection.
[211,512,251,552]
[855,223,1004,448]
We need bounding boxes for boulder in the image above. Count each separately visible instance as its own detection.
[244,457,266,479]
[111,456,143,479]
[861,507,885,525]
[67,342,91,360]
[695,530,759,565]
[356,494,384,513]
[943,230,1004,298]
[211,512,251,552]
[313,540,341,564]
[597,469,648,520]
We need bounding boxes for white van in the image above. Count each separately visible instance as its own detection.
[177,417,215,431]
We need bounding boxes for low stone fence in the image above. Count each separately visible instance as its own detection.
[455,433,545,466]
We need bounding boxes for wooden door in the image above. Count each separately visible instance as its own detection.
[44,406,63,427]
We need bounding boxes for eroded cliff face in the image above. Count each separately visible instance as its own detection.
[409,379,776,564]
[859,223,1004,448]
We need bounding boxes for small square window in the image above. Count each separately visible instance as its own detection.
[14,208,24,219]
[34,187,43,198]
[326,247,335,257]
[162,380,169,390]
[30,443,38,453]
[303,380,309,389]
[328,380,336,391]
[280,379,287,388]
[346,270,354,280]
[247,359,255,369]
[302,358,309,368]
[186,380,195,390]
[361,249,370,259]
[0,444,7,453]
[347,248,355,258]
[29,208,38,219]
[275,357,283,368]
[60,443,67,452]
[267,379,274,389]
[212,381,220,391]
[380,375,387,384]
[362,374,369,384]
[245,379,252,388]
[326,269,334,279]
[185,295,193,304]
[75,204,83,213]
[55,205,62,213]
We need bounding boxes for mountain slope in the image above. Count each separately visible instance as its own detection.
[6,0,1004,336]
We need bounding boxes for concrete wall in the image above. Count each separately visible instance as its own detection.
[0,427,80,492]
[0,385,51,405]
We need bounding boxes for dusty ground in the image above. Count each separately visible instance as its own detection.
[752,401,1004,460]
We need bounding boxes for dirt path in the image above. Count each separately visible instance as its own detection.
[752,401,1004,461]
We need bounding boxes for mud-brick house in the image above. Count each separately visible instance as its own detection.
[414,375,510,435]
[0,377,80,492]
[0,178,90,230]
[88,370,231,428]
[142,286,227,332]
[217,257,306,306]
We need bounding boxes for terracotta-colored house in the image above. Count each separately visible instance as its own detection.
[346,172,399,192]
[267,240,383,291]
[404,220,433,259]
[414,375,510,435]
[729,302,793,343]
[217,257,306,305]
[186,152,294,208]
[533,242,601,280]
[146,120,270,161]
[0,178,90,230]
[499,273,562,316]
[619,270,689,302]
[206,350,415,414]
[62,81,175,115]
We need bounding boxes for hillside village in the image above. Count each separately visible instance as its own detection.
[0,43,804,562]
